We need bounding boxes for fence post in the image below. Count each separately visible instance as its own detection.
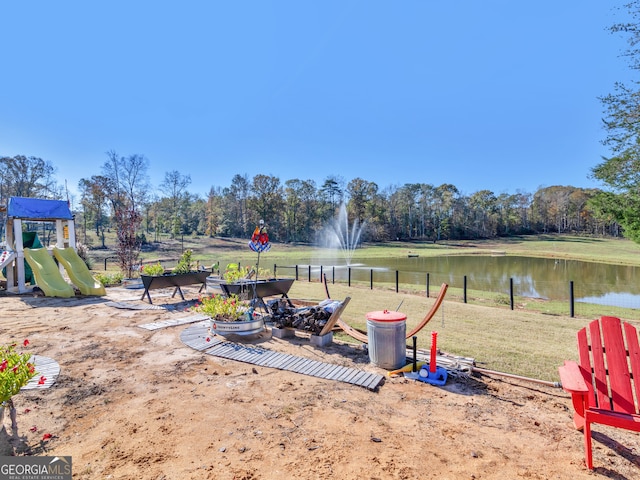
[396,270,399,293]
[510,278,514,310]
[308,265,311,282]
[348,267,351,287]
[274,264,277,278]
[370,269,373,290]
[320,265,323,283]
[464,275,468,303]
[332,266,335,284]
[104,258,108,270]
[570,280,575,318]
[295,265,299,281]
[426,273,430,298]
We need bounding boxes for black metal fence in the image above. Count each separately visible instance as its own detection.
[272,264,627,319]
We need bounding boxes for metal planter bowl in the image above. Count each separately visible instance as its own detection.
[208,317,265,336]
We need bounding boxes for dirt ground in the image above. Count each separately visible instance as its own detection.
[0,285,639,480]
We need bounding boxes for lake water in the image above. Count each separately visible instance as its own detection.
[305,254,640,309]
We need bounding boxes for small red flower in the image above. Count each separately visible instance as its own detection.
[42,433,52,441]
[30,426,37,432]
[12,366,19,374]
[38,376,46,385]
[24,408,31,414]
[0,360,7,372]
[23,339,29,347]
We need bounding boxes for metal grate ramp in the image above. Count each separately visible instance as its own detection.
[180,324,384,391]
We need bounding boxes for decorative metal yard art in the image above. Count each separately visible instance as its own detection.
[248,219,271,309]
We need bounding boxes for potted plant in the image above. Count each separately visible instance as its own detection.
[140,250,211,304]
[192,293,265,336]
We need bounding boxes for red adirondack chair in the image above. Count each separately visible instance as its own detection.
[558,316,640,469]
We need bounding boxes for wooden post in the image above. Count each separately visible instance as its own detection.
[463,275,467,303]
[370,269,373,289]
[570,281,575,318]
[510,278,514,310]
[396,270,399,293]
[426,273,430,298]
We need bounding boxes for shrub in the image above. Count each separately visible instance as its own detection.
[95,272,124,287]
[0,340,39,405]
[142,262,165,276]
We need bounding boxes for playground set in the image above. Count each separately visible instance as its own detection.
[0,196,105,297]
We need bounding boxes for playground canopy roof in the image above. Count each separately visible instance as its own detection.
[7,197,73,221]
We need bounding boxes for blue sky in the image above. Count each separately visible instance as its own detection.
[1,1,635,203]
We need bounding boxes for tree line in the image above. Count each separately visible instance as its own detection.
[0,153,621,249]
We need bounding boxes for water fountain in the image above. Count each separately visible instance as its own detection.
[320,202,365,265]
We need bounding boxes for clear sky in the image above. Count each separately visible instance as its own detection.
[1,1,635,203]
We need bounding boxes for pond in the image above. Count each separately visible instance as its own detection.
[305,254,640,309]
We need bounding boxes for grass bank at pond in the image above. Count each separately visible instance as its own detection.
[95,234,640,382]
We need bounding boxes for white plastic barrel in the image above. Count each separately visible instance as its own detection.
[366,310,407,370]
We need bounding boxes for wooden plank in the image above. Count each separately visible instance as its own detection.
[22,355,60,390]
[357,371,384,389]
[363,373,385,390]
[601,316,635,413]
[233,348,265,363]
[319,297,351,336]
[331,366,356,382]
[624,322,640,414]
[589,319,610,410]
[252,350,283,367]
[274,354,303,370]
[347,370,369,386]
[209,343,244,358]
[182,335,212,352]
[352,371,375,387]
[576,326,596,408]
[340,368,364,384]
[286,357,311,372]
[289,358,313,374]
[312,363,336,379]
[302,360,326,376]
[325,365,351,381]
[324,364,349,380]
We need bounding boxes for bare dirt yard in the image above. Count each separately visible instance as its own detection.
[1,285,638,479]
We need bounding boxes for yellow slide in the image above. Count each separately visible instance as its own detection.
[53,247,106,296]
[23,248,75,298]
